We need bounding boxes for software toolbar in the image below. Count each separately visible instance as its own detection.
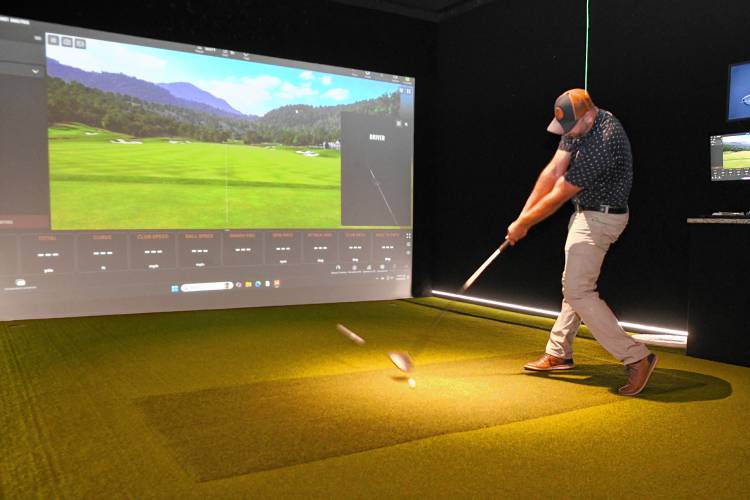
[0,230,412,276]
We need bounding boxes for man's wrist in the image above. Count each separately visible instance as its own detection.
[517,213,533,227]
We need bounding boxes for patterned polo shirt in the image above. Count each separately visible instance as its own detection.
[559,109,632,208]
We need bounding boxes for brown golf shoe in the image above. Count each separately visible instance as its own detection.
[619,353,658,396]
[523,353,575,371]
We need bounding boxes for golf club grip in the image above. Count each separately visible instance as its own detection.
[459,240,511,293]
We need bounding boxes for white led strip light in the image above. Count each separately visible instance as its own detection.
[431,290,688,337]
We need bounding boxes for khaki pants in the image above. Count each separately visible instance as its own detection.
[545,211,651,365]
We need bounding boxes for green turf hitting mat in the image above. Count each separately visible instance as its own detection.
[136,351,714,481]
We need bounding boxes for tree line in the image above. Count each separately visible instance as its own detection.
[723,143,750,152]
[47,76,400,146]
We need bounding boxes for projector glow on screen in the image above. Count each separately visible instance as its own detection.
[0,15,414,320]
[728,60,750,122]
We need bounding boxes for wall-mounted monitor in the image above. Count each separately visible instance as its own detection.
[728,60,750,122]
[0,14,415,320]
[710,132,750,181]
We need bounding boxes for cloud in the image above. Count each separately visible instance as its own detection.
[319,75,332,86]
[724,135,750,146]
[322,88,349,101]
[276,82,319,99]
[300,70,315,80]
[46,38,167,82]
[200,75,282,115]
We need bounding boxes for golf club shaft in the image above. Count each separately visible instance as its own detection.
[412,240,511,356]
[460,240,511,293]
[430,241,510,330]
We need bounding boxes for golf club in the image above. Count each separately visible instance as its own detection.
[388,240,512,373]
[387,351,414,372]
[336,323,366,345]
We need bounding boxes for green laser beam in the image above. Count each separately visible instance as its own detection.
[585,0,590,90]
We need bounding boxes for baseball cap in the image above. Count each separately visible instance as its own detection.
[547,88,595,135]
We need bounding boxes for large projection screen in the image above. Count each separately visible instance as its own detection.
[0,14,414,320]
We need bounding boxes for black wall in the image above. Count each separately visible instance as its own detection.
[431,0,750,329]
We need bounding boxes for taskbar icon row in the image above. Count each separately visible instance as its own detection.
[171,279,281,293]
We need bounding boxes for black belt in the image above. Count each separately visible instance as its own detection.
[575,203,628,214]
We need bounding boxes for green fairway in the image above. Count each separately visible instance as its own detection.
[1,298,748,498]
[49,123,343,230]
[723,150,750,169]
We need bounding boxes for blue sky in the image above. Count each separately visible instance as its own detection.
[46,34,405,116]
[724,134,750,147]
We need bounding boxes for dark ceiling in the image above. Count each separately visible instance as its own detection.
[330,0,496,22]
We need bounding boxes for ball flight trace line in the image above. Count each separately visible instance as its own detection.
[369,168,400,227]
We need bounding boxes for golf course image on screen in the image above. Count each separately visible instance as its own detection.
[722,134,750,169]
[46,35,404,230]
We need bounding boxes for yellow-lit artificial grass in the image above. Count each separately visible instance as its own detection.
[1,298,748,498]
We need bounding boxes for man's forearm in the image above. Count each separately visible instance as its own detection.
[521,166,559,214]
[519,190,567,228]
[506,150,576,245]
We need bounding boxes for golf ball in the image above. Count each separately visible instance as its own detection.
[408,377,416,388]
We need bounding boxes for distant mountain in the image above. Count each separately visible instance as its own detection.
[46,58,256,121]
[158,82,250,118]
[258,93,400,130]
[47,75,255,143]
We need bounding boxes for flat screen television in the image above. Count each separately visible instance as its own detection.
[727,60,750,122]
[710,132,750,181]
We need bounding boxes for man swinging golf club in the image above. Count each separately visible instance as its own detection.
[506,88,657,396]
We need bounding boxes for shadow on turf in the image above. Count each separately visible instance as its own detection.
[524,364,732,402]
